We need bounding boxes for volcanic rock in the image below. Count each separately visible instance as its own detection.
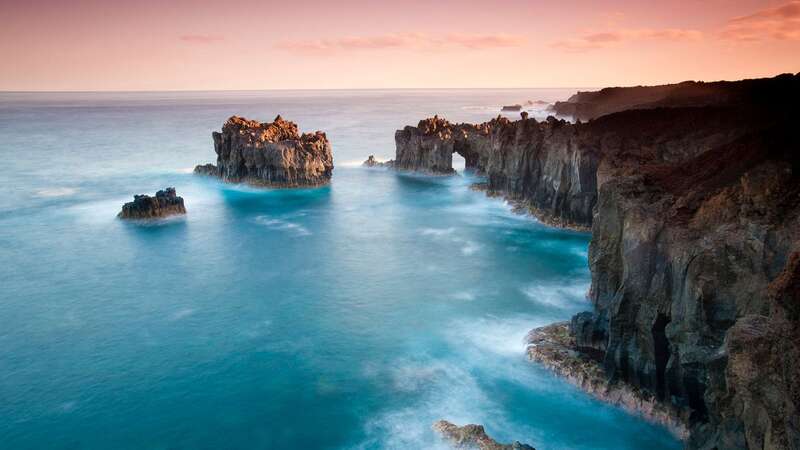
[433,420,535,450]
[194,115,333,187]
[399,73,800,449]
[118,187,186,219]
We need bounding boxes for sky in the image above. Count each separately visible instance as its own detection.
[1,0,798,90]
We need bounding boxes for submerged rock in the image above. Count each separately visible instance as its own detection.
[194,115,333,187]
[433,420,535,450]
[118,187,186,219]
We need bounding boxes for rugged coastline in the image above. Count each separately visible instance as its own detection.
[194,115,333,187]
[392,73,800,449]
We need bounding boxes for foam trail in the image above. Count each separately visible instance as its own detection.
[36,187,78,198]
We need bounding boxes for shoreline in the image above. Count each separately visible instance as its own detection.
[525,322,689,440]
[469,183,591,232]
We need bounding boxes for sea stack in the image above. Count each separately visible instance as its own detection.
[118,187,186,219]
[194,115,333,187]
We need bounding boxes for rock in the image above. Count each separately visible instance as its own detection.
[525,323,688,438]
[432,420,535,450]
[194,115,333,187]
[362,155,394,168]
[501,104,522,111]
[525,100,550,106]
[398,73,800,449]
[118,187,186,219]
[193,163,217,176]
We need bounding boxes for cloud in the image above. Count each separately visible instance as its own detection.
[179,34,224,44]
[720,1,800,41]
[551,28,703,52]
[275,32,525,53]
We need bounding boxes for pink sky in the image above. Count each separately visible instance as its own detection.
[1,0,798,90]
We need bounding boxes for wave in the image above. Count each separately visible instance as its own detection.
[450,291,477,301]
[521,283,589,309]
[445,314,540,357]
[420,227,456,237]
[36,187,78,198]
[170,308,194,321]
[254,215,311,236]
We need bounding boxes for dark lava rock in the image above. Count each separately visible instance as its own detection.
[118,187,186,219]
[194,115,333,187]
[399,73,800,449]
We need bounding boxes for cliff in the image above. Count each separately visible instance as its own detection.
[118,187,186,219]
[552,73,800,121]
[194,115,333,187]
[395,73,800,449]
[393,106,756,230]
[580,121,799,449]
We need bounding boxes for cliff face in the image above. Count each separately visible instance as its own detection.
[119,187,186,219]
[394,107,755,230]
[395,73,800,448]
[394,115,597,229]
[581,124,799,449]
[194,115,333,187]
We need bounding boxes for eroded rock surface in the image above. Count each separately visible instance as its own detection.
[119,187,185,219]
[433,420,535,450]
[194,115,333,187]
[526,322,688,438]
[394,106,756,229]
[399,73,800,449]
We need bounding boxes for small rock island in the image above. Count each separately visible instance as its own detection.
[118,187,186,219]
[194,115,333,187]
[362,155,393,168]
[433,420,535,450]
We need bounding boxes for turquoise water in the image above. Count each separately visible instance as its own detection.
[0,90,680,449]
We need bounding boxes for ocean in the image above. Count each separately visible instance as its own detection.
[0,89,680,449]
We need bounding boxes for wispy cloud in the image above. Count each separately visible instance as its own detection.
[275,32,526,53]
[552,28,703,52]
[720,1,800,41]
[179,34,224,44]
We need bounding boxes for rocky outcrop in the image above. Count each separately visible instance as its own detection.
[194,115,333,187]
[578,120,800,449]
[541,74,799,449]
[118,187,185,219]
[501,104,522,111]
[398,73,800,449]
[433,420,535,450]
[362,155,394,168]
[526,322,688,438]
[393,106,756,229]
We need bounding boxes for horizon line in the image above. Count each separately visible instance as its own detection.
[0,86,601,94]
